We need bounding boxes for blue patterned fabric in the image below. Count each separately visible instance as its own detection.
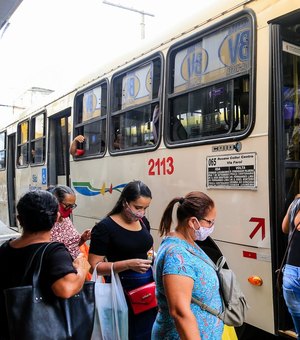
[151,237,224,340]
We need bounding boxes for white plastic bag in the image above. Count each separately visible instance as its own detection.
[91,263,128,340]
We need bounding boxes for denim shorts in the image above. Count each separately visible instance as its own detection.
[283,264,300,317]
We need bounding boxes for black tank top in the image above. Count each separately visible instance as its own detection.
[287,230,300,266]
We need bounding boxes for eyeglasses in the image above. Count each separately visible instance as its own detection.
[60,202,77,211]
[201,217,215,226]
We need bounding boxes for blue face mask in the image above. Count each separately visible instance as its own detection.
[191,220,215,241]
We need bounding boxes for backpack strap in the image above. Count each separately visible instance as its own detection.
[185,247,219,271]
[191,296,221,318]
[185,247,225,319]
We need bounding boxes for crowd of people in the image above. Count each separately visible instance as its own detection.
[0,178,227,340]
[3,170,298,339]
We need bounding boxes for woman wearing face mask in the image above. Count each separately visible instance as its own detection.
[47,185,91,260]
[89,180,156,340]
[151,191,223,340]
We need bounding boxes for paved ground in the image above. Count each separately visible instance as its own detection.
[0,220,19,244]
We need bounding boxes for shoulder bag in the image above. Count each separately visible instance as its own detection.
[4,242,95,340]
[125,281,157,315]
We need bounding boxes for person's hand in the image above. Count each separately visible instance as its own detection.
[128,258,152,273]
[81,229,91,242]
[74,135,85,143]
[73,253,91,274]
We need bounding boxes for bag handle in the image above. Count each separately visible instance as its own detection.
[32,243,53,288]
[276,221,300,291]
[20,242,53,287]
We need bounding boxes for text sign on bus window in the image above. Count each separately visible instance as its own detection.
[122,63,153,110]
[206,152,257,190]
[173,17,251,93]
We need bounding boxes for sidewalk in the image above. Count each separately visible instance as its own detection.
[0,220,20,244]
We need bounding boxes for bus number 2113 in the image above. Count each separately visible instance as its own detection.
[148,157,174,176]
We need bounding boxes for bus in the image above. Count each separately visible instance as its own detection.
[0,0,299,337]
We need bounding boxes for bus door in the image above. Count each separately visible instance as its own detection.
[48,110,71,186]
[7,133,17,230]
[270,10,300,337]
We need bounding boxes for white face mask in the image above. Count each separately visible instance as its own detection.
[191,220,215,241]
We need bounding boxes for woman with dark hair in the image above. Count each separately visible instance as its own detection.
[0,189,90,340]
[151,191,223,340]
[89,180,156,340]
[47,184,91,260]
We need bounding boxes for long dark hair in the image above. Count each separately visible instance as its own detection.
[17,190,58,232]
[108,180,152,216]
[47,185,75,203]
[159,191,214,236]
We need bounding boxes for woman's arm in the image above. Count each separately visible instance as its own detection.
[164,274,201,340]
[88,253,152,275]
[79,229,91,246]
[69,135,85,156]
[51,253,90,298]
[282,194,300,233]
[282,209,290,234]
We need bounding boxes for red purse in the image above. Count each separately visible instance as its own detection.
[126,282,157,315]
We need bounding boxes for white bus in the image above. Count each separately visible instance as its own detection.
[0,0,300,337]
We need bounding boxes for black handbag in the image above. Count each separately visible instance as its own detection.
[4,242,95,340]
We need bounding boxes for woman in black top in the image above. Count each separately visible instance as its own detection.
[282,195,300,340]
[89,180,156,340]
[0,190,90,340]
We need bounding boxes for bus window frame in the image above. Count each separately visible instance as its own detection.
[16,119,30,168]
[73,79,108,161]
[164,10,256,148]
[0,130,6,171]
[109,52,163,156]
[30,111,46,166]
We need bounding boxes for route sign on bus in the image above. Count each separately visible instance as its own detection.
[206,152,257,190]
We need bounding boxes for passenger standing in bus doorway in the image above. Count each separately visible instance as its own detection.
[89,180,157,340]
[282,194,300,340]
[151,192,224,340]
[47,185,91,261]
[69,134,85,156]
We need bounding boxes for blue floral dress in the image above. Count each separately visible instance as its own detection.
[151,237,224,340]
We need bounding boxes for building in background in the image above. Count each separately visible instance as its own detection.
[0,86,53,128]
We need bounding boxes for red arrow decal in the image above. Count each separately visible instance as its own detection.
[249,217,265,240]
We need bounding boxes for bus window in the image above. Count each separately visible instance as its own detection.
[30,112,45,165]
[166,15,253,145]
[110,56,162,152]
[17,120,29,167]
[0,131,6,170]
[73,82,107,158]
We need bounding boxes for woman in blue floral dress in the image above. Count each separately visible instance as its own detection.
[152,191,224,340]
